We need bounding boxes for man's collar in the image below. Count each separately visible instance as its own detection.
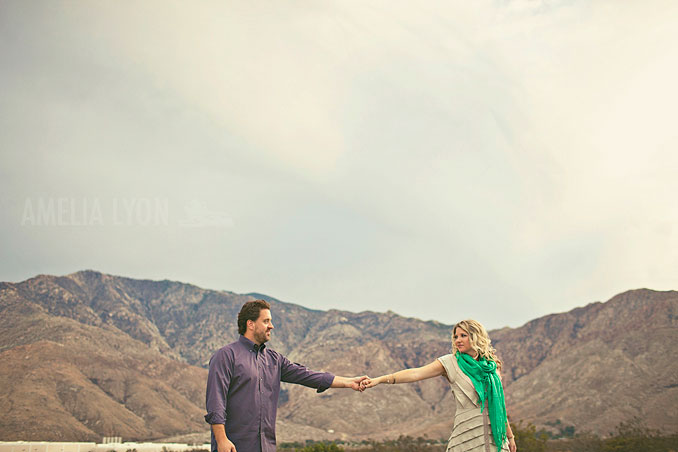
[239,335,266,352]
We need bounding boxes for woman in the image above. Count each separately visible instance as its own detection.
[362,319,516,452]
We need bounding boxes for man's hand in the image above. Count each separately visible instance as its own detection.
[348,375,369,391]
[212,424,236,452]
[217,439,237,452]
[331,375,369,391]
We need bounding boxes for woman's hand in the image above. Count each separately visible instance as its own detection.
[361,375,385,389]
[508,436,516,452]
[362,361,445,390]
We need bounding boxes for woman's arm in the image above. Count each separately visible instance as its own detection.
[506,422,516,452]
[496,369,516,452]
[363,359,446,388]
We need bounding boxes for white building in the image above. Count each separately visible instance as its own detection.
[0,442,209,452]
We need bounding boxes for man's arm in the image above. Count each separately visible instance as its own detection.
[330,375,369,391]
[205,350,233,450]
[280,354,364,392]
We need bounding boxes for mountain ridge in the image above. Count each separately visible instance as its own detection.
[1,270,676,442]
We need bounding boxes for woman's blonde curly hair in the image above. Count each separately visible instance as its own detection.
[451,319,502,371]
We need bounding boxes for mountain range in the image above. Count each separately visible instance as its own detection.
[0,271,676,442]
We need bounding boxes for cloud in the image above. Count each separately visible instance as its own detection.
[1,0,677,328]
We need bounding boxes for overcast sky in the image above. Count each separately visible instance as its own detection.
[1,1,677,329]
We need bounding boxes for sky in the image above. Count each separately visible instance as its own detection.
[1,0,677,330]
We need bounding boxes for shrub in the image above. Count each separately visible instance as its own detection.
[295,442,344,452]
[511,421,548,452]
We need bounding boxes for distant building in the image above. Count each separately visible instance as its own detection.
[0,442,96,452]
[0,442,208,452]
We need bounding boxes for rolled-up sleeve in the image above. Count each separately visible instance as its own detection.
[205,349,232,424]
[280,355,335,393]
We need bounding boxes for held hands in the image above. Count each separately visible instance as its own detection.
[347,375,369,392]
[359,374,388,390]
[344,374,393,392]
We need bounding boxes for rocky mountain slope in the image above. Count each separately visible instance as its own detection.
[0,271,676,442]
[492,289,678,434]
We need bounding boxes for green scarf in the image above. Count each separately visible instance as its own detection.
[456,351,507,450]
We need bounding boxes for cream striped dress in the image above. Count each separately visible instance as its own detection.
[437,354,510,452]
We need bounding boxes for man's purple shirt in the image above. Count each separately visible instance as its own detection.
[205,335,335,452]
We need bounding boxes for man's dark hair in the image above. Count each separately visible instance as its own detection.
[237,300,271,335]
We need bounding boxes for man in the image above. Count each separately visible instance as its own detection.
[205,300,367,452]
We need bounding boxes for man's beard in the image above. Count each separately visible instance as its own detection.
[254,329,270,344]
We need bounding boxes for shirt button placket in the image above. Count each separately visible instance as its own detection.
[257,350,263,450]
